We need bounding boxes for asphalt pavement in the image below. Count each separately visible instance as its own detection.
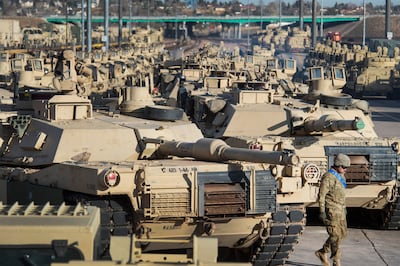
[369,99,400,138]
[287,226,399,266]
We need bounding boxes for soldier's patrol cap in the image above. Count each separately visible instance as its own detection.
[334,153,351,167]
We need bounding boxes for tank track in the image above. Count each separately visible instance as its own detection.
[65,192,306,264]
[63,193,135,259]
[252,204,306,266]
[385,187,400,230]
[89,198,135,258]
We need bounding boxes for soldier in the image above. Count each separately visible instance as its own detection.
[315,153,350,266]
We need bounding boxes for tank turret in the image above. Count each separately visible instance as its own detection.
[306,66,347,100]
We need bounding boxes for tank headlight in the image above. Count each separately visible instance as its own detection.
[103,170,121,188]
[302,163,320,180]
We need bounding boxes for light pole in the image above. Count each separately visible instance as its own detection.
[299,0,304,30]
[312,0,317,47]
[65,0,68,46]
[129,0,132,34]
[174,2,178,42]
[104,0,109,51]
[386,0,391,39]
[279,0,282,29]
[81,0,85,55]
[247,0,250,49]
[147,0,151,28]
[320,0,324,38]
[259,0,263,31]
[87,0,92,53]
[362,0,366,46]
[118,0,122,48]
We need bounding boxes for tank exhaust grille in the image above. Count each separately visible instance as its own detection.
[203,183,246,216]
[198,170,276,216]
[369,154,398,181]
[325,146,398,182]
[145,191,191,218]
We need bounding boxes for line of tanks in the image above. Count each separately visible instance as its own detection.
[159,41,400,229]
[306,40,400,99]
[0,31,399,266]
[253,25,400,99]
[0,34,304,266]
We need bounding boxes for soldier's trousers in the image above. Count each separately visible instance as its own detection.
[321,212,347,261]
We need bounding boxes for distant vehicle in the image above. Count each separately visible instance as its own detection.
[326,31,341,42]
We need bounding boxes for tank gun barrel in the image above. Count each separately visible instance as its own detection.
[303,115,365,133]
[155,138,299,165]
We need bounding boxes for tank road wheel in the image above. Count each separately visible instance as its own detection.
[350,186,400,229]
[144,105,184,121]
[384,187,400,229]
[320,93,352,106]
[252,205,306,266]
[347,208,387,229]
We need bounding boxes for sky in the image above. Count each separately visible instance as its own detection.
[235,0,400,8]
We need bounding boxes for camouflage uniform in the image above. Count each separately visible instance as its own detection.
[318,169,347,263]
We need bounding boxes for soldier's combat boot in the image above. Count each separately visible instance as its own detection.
[315,250,330,266]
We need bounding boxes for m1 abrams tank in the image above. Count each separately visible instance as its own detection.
[306,42,400,99]
[182,64,400,229]
[345,46,399,98]
[0,51,14,89]
[0,54,305,266]
[0,201,250,266]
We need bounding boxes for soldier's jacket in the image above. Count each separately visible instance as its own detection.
[318,169,346,222]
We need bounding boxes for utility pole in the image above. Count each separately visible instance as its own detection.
[362,0,366,46]
[129,0,132,34]
[299,0,304,31]
[320,0,324,38]
[147,0,150,28]
[87,0,92,53]
[81,0,85,55]
[247,0,250,50]
[104,0,109,51]
[279,0,282,29]
[386,0,392,39]
[118,0,122,47]
[259,0,263,31]
[311,0,317,47]
[65,0,69,46]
